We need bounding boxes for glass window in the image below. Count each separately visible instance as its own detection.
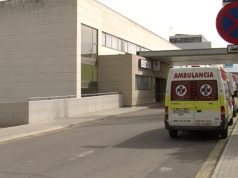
[169,39,176,43]
[82,88,98,94]
[118,39,121,50]
[81,25,93,58]
[128,42,136,54]
[93,65,98,82]
[135,75,151,90]
[93,44,97,59]
[106,34,112,48]
[102,32,106,46]
[81,64,98,82]
[101,32,151,53]
[124,41,128,52]
[93,29,97,44]
[112,36,118,49]
[81,64,93,81]
[81,24,98,59]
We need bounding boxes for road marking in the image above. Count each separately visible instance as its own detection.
[159,167,173,172]
[70,150,94,161]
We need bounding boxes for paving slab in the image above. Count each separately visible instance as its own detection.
[211,118,238,178]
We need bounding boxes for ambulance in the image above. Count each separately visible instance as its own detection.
[164,66,233,138]
[227,72,238,116]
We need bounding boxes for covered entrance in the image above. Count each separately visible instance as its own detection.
[138,48,238,105]
[155,78,166,102]
[137,48,238,66]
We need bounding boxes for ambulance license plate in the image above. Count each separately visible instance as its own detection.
[173,109,189,116]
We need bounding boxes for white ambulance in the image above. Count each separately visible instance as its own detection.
[227,72,238,116]
[165,67,233,138]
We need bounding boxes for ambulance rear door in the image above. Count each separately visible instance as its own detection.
[169,68,194,126]
[193,68,220,127]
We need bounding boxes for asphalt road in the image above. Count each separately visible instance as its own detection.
[0,107,222,178]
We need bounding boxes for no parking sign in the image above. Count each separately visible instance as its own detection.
[216,2,238,44]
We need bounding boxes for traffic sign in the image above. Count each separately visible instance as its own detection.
[223,0,238,6]
[216,2,238,44]
[227,44,238,52]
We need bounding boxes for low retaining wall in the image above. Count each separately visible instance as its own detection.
[0,94,123,127]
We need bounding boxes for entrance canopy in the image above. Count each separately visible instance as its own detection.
[137,48,238,66]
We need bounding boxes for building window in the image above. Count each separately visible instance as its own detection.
[124,41,128,52]
[81,24,98,59]
[128,42,136,54]
[118,39,122,51]
[112,36,118,49]
[170,37,202,44]
[102,32,150,54]
[106,34,112,48]
[81,64,98,82]
[135,75,152,90]
[102,32,106,46]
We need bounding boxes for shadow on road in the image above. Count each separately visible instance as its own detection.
[114,128,220,149]
[111,128,220,163]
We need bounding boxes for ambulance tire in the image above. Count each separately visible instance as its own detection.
[233,110,237,117]
[229,117,233,126]
[220,126,228,139]
[169,130,178,138]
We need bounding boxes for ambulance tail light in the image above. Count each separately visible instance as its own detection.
[221,106,225,120]
[165,106,168,120]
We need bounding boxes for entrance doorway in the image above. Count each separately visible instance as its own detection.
[155,78,166,102]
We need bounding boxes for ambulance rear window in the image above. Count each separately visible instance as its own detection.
[171,80,218,101]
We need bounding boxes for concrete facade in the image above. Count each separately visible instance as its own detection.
[0,93,123,127]
[0,0,178,103]
[0,0,78,102]
[98,54,171,106]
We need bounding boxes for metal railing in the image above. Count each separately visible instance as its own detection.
[28,92,121,101]
[81,92,121,97]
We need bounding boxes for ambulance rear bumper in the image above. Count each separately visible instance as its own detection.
[164,119,227,131]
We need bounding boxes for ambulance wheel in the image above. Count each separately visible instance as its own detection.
[229,117,233,126]
[169,130,178,138]
[220,126,228,139]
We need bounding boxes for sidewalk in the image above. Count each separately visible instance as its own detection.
[211,117,238,178]
[0,103,163,143]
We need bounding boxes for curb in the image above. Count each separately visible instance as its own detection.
[0,126,64,143]
[0,105,161,144]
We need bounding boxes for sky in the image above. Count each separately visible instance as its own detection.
[96,0,230,48]
[0,0,230,47]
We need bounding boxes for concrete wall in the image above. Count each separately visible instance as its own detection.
[98,54,133,105]
[0,102,29,127]
[0,0,78,102]
[0,94,123,127]
[98,54,172,106]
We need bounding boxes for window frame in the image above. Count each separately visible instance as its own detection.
[135,75,152,90]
